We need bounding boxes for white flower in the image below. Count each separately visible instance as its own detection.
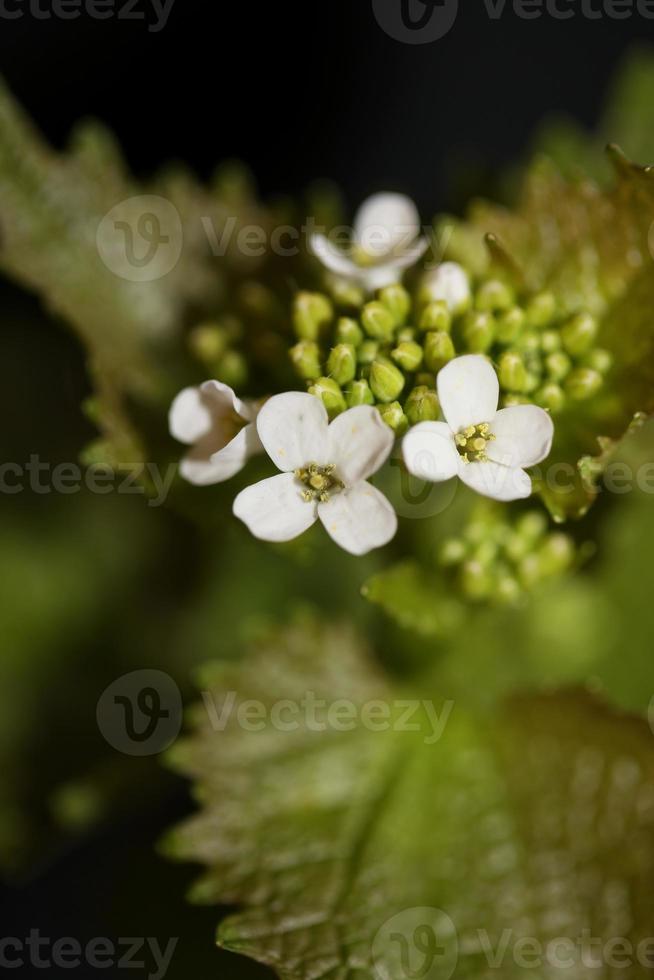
[402,355,554,502]
[169,381,263,486]
[233,393,397,555]
[310,192,428,293]
[421,261,471,313]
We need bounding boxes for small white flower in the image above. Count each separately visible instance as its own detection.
[402,355,554,502]
[169,381,263,486]
[233,393,397,555]
[310,192,428,293]
[421,261,471,313]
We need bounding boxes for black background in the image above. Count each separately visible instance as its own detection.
[0,1,652,977]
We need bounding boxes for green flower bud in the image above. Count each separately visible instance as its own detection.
[439,538,467,566]
[540,329,561,354]
[516,510,547,542]
[496,575,522,605]
[327,277,365,309]
[419,301,452,333]
[461,560,494,601]
[397,327,417,344]
[293,292,333,340]
[216,350,248,389]
[538,533,575,576]
[189,323,229,363]
[379,284,411,326]
[361,301,396,342]
[335,316,364,347]
[561,312,598,356]
[565,367,603,401]
[346,378,375,407]
[525,291,556,328]
[405,385,440,425]
[327,344,357,385]
[290,340,322,380]
[308,377,347,417]
[378,401,408,435]
[535,382,565,413]
[463,312,494,353]
[424,331,456,372]
[391,341,424,372]
[498,351,528,392]
[358,339,379,365]
[475,279,514,313]
[370,358,406,403]
[584,347,613,375]
[495,306,525,343]
[415,372,436,388]
[546,350,572,381]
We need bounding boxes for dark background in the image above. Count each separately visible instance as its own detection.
[0,2,652,977]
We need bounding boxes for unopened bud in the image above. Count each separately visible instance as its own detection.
[216,350,248,389]
[346,378,374,407]
[370,358,406,403]
[391,341,423,372]
[358,340,379,366]
[498,351,528,392]
[525,291,556,328]
[361,301,396,342]
[439,538,467,566]
[461,560,494,600]
[546,351,572,382]
[475,279,514,313]
[424,331,456,372]
[336,317,363,346]
[308,377,346,417]
[379,284,411,326]
[397,327,417,344]
[293,292,333,340]
[327,276,365,309]
[189,324,228,363]
[463,311,495,353]
[538,533,575,576]
[561,312,598,356]
[584,347,613,375]
[495,306,525,343]
[565,367,602,401]
[290,340,322,380]
[378,401,408,435]
[327,344,357,385]
[419,300,452,333]
[405,385,440,425]
[540,329,561,354]
[535,382,565,413]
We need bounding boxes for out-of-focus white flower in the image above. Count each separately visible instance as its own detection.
[421,261,471,313]
[402,355,554,502]
[233,392,397,555]
[170,381,262,486]
[310,192,428,292]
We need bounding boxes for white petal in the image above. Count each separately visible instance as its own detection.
[422,262,471,312]
[233,472,317,542]
[458,460,532,502]
[310,233,359,279]
[328,406,394,485]
[180,423,262,486]
[437,355,499,433]
[169,387,213,445]
[402,421,460,483]
[200,379,253,423]
[318,482,397,556]
[354,193,420,258]
[487,405,554,468]
[359,237,430,292]
[256,392,330,472]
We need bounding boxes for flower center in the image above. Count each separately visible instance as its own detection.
[455,422,495,464]
[295,463,344,503]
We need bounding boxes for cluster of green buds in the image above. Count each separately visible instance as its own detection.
[188,318,249,389]
[438,506,575,604]
[288,268,612,432]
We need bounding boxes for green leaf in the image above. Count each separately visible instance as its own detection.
[167,621,654,979]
